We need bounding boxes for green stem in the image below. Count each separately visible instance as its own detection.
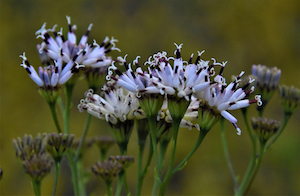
[148,116,162,196]
[116,144,131,196]
[123,174,131,196]
[242,108,256,144]
[31,179,41,196]
[220,118,239,191]
[158,119,181,196]
[74,113,92,162]
[48,101,62,133]
[236,142,266,195]
[236,109,258,195]
[159,140,170,168]
[115,170,125,196]
[63,83,74,134]
[136,139,154,196]
[52,161,60,196]
[66,151,80,196]
[172,128,208,175]
[220,118,239,190]
[136,139,146,196]
[76,158,86,196]
[265,113,291,151]
[57,96,65,116]
[63,83,80,196]
[143,141,154,175]
[105,181,113,196]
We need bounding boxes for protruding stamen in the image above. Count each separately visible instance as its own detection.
[255,95,262,106]
[133,56,140,66]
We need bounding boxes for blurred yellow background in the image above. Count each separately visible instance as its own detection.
[0,0,299,195]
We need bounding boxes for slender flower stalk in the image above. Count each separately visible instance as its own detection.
[220,118,239,191]
[74,113,92,162]
[236,117,281,195]
[135,118,151,196]
[52,161,60,196]
[236,108,258,195]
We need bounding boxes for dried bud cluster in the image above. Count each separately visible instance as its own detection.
[92,155,134,183]
[91,160,122,182]
[108,155,134,169]
[278,85,300,115]
[13,134,47,161]
[12,134,53,182]
[251,117,280,143]
[45,133,74,162]
[23,153,54,182]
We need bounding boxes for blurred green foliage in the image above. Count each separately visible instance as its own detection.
[0,0,299,195]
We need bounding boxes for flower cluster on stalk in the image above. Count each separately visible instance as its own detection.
[35,16,119,67]
[78,83,143,150]
[107,44,262,134]
[78,84,142,125]
[12,134,53,182]
[20,16,119,101]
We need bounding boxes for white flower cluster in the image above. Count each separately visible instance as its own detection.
[106,44,262,134]
[78,86,143,125]
[20,16,118,88]
[19,53,83,87]
[35,16,119,68]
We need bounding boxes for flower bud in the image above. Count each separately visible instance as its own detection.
[23,153,53,182]
[91,160,122,183]
[252,64,281,111]
[278,85,300,115]
[251,117,280,143]
[12,134,47,161]
[108,155,134,169]
[45,133,74,162]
